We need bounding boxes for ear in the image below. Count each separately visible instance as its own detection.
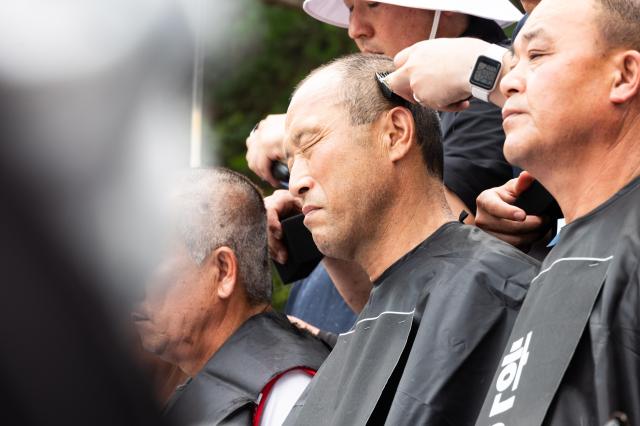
[610,50,640,104]
[379,106,415,163]
[210,247,238,300]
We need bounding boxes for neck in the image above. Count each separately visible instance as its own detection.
[356,175,454,281]
[537,116,640,223]
[177,301,270,377]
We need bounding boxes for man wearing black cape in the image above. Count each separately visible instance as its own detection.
[277,54,539,426]
[473,0,640,425]
[134,169,329,425]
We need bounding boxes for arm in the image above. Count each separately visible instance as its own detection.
[246,113,287,188]
[385,38,510,111]
[321,257,372,314]
[287,316,338,348]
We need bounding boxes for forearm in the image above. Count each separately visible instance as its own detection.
[388,38,509,111]
[321,257,372,314]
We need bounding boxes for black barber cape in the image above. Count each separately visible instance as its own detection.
[476,176,640,426]
[284,223,539,426]
[164,311,329,425]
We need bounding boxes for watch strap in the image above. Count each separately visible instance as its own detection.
[470,44,507,102]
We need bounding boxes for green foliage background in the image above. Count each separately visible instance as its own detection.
[204,1,355,310]
[205,2,355,176]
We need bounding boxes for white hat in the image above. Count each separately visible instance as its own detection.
[303,0,523,29]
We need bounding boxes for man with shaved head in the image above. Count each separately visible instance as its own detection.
[250,0,523,337]
[278,54,538,426]
[133,168,328,426]
[471,1,640,425]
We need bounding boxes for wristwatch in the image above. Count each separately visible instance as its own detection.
[469,44,507,102]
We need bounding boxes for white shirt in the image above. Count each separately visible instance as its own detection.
[259,369,312,426]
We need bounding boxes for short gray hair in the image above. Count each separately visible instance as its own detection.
[172,168,271,305]
[595,0,640,50]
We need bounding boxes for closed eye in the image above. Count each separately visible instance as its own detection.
[299,137,323,154]
[528,51,545,60]
[287,137,322,170]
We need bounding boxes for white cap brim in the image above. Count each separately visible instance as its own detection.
[303,0,523,29]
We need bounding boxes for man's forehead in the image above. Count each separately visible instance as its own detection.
[514,0,595,48]
[291,69,342,108]
[284,108,336,152]
[287,71,344,129]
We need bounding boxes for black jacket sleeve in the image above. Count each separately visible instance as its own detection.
[440,99,513,214]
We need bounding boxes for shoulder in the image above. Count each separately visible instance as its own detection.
[433,225,539,300]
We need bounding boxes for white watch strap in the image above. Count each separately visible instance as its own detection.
[471,85,491,102]
[470,44,508,102]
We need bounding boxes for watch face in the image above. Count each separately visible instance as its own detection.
[470,56,501,91]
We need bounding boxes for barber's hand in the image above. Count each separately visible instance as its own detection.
[287,315,320,336]
[385,38,490,112]
[264,189,302,264]
[475,172,549,251]
[246,114,287,188]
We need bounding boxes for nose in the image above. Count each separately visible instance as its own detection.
[500,54,526,99]
[288,159,313,198]
[348,2,374,43]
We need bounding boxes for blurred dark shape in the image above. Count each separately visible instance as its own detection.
[0,149,168,425]
[271,160,290,188]
[0,1,201,423]
[273,214,323,283]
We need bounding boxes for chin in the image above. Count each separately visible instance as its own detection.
[311,233,333,258]
[140,335,168,357]
[503,136,535,170]
[312,232,352,261]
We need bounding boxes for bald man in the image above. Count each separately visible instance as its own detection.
[280,54,538,426]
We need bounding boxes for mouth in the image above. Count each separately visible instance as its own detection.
[502,109,520,121]
[302,205,322,228]
[359,44,383,55]
[302,205,320,216]
[502,104,525,121]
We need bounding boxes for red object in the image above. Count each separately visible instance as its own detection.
[253,367,316,426]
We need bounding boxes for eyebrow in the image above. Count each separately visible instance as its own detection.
[521,27,552,44]
[512,27,553,57]
[284,127,320,160]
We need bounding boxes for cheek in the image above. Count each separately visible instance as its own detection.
[147,306,173,336]
[382,31,421,57]
[151,287,189,328]
[529,76,589,140]
[335,154,383,210]
[517,68,563,133]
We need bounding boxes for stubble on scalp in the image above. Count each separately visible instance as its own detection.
[594,0,640,50]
